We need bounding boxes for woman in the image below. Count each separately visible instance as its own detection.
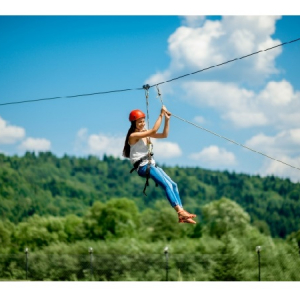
[123,105,196,224]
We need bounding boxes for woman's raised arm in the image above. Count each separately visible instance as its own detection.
[129,106,167,142]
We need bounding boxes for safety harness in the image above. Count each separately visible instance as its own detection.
[129,147,158,196]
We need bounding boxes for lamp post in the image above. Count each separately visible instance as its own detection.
[256,246,261,281]
[164,246,169,281]
[89,247,93,280]
[24,248,28,280]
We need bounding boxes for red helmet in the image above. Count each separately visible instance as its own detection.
[129,109,145,121]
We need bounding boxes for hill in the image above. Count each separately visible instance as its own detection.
[0,151,300,238]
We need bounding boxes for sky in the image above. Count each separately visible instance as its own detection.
[1,10,300,182]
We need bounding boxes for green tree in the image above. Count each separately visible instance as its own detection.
[11,215,67,251]
[64,214,85,243]
[83,198,140,240]
[202,197,251,238]
[0,220,14,249]
[211,235,244,281]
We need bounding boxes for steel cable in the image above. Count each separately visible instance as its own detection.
[1,37,299,107]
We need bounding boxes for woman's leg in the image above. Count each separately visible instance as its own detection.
[155,167,183,207]
[138,165,182,208]
[138,164,196,224]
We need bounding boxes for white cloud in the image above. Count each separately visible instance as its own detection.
[75,129,124,158]
[183,80,300,129]
[183,81,266,127]
[77,128,88,139]
[259,155,300,183]
[258,80,295,106]
[146,16,282,85]
[245,129,300,182]
[88,134,124,157]
[181,16,206,28]
[168,20,225,71]
[74,128,88,153]
[0,116,25,144]
[245,129,300,157]
[19,138,51,152]
[193,115,205,124]
[151,139,182,158]
[75,129,182,159]
[189,145,236,166]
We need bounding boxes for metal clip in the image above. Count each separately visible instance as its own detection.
[143,84,150,90]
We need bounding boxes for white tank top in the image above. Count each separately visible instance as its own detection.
[129,139,155,168]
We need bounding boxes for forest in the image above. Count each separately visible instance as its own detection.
[0,152,300,281]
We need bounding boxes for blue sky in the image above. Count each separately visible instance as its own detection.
[1,14,300,182]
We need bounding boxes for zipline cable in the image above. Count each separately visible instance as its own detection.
[1,37,300,107]
[0,88,144,107]
[155,85,300,171]
[171,113,300,171]
[150,37,300,87]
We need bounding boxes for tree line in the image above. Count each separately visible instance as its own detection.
[0,196,300,281]
[1,151,300,280]
[0,151,300,238]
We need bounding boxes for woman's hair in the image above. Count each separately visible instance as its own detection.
[123,121,136,158]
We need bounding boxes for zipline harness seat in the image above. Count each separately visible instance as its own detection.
[129,152,158,196]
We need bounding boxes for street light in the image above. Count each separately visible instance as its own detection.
[256,246,261,281]
[24,248,29,280]
[164,246,169,281]
[89,247,93,280]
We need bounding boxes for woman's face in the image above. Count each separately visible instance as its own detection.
[135,117,145,131]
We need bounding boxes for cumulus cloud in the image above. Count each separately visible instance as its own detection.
[19,138,51,152]
[75,129,182,160]
[245,129,300,157]
[0,116,25,144]
[146,16,282,86]
[181,16,206,28]
[151,139,182,158]
[88,134,124,157]
[75,129,124,158]
[259,155,300,183]
[244,129,300,182]
[189,145,236,167]
[183,80,300,129]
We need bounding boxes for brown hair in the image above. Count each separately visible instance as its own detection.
[123,121,136,158]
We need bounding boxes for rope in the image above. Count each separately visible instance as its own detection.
[155,84,300,171]
[143,85,150,131]
[171,113,300,171]
[156,85,164,106]
[143,84,153,155]
[1,37,299,107]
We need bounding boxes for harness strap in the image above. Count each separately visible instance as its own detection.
[142,161,158,196]
[129,153,158,196]
[129,153,153,173]
[143,162,151,196]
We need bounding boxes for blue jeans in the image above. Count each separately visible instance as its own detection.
[137,164,183,208]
